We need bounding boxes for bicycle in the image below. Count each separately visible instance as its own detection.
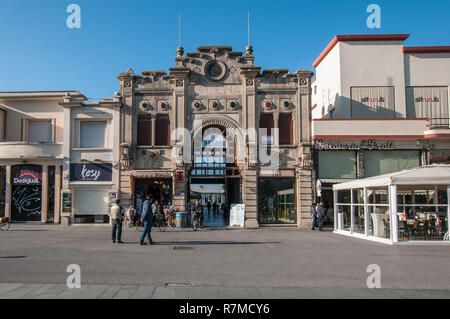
[0,217,10,231]
[135,213,166,233]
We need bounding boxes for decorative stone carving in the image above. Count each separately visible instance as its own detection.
[204,60,227,81]
[158,100,169,111]
[282,99,292,109]
[262,100,272,109]
[139,101,151,111]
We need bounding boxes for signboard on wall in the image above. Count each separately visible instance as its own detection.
[11,165,42,185]
[70,163,112,182]
[230,204,245,227]
[406,87,449,119]
[351,87,395,118]
[314,140,394,151]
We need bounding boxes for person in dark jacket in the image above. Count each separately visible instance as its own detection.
[139,196,155,245]
[316,202,325,231]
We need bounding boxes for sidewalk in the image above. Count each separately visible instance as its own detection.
[1,283,449,299]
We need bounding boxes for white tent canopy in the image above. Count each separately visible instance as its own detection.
[334,165,450,190]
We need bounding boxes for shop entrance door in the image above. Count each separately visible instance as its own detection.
[134,179,172,215]
[11,185,42,222]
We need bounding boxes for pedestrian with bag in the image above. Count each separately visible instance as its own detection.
[139,195,155,246]
[110,199,124,244]
[316,202,325,232]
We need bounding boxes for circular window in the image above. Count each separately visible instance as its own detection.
[204,60,226,81]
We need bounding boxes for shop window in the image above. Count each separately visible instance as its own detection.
[429,150,450,164]
[279,113,293,145]
[259,113,274,145]
[364,150,420,178]
[318,151,357,179]
[0,109,5,141]
[137,115,152,146]
[28,120,53,143]
[155,115,170,146]
[0,166,5,217]
[80,121,106,148]
[258,178,295,224]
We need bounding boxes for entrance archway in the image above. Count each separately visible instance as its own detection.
[189,121,243,227]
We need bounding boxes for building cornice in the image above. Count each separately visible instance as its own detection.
[312,34,410,68]
[402,46,450,54]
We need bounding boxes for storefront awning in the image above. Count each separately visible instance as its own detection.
[334,164,450,190]
[130,170,173,179]
[190,184,225,194]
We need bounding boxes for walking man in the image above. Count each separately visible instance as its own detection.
[310,202,317,230]
[140,195,155,245]
[316,202,325,232]
[111,199,124,244]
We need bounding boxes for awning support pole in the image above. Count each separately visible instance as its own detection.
[364,187,369,237]
[389,185,398,243]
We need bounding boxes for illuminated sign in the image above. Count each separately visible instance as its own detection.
[12,165,42,185]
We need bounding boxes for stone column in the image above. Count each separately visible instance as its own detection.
[54,165,61,224]
[5,165,11,219]
[151,114,156,146]
[41,165,48,223]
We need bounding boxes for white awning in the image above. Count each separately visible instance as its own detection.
[333,165,450,190]
[190,184,225,194]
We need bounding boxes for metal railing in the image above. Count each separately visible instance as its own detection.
[427,118,450,130]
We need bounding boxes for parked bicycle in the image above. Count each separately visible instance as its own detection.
[0,217,10,231]
[136,213,166,233]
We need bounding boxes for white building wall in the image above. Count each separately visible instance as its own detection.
[405,53,450,86]
[312,43,341,119]
[339,41,407,118]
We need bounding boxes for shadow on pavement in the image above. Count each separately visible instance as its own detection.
[0,256,27,259]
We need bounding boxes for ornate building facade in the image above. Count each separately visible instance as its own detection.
[117,45,314,228]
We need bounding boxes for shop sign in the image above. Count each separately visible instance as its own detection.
[12,165,42,185]
[70,163,112,182]
[315,140,394,151]
[415,97,440,103]
[260,169,295,177]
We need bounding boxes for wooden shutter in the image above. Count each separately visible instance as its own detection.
[279,113,293,145]
[137,116,152,146]
[155,115,170,146]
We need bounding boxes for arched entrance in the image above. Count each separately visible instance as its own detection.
[189,121,242,227]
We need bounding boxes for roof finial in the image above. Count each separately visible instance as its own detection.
[245,11,253,56]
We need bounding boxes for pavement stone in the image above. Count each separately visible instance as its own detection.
[0,283,23,297]
[1,284,45,299]
[152,286,190,299]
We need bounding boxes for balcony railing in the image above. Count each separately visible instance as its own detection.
[427,118,450,130]
[0,142,63,159]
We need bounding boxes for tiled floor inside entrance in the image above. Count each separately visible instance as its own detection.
[202,208,229,228]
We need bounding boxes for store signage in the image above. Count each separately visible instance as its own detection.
[70,163,112,182]
[315,140,394,151]
[12,165,42,185]
[260,169,295,177]
[415,97,440,103]
[360,97,385,103]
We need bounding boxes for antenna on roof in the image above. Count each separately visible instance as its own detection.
[245,11,253,56]
[248,11,251,46]
[177,13,184,57]
[179,13,182,48]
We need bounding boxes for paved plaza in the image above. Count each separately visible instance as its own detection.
[0,224,449,299]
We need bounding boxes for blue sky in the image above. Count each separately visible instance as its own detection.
[0,0,449,99]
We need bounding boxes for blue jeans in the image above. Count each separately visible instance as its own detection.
[140,221,152,243]
[311,216,317,229]
[318,216,324,231]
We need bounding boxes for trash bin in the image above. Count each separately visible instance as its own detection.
[175,212,187,228]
